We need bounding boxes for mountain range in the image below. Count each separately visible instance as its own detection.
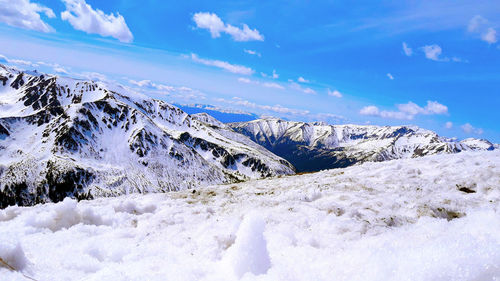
[0,65,294,208]
[229,118,498,172]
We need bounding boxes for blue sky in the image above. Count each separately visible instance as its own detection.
[0,0,499,142]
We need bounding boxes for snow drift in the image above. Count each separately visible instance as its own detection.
[1,150,499,280]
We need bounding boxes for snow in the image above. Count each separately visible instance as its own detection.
[1,150,499,280]
[222,213,271,278]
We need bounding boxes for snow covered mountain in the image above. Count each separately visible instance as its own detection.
[229,118,497,172]
[0,65,294,208]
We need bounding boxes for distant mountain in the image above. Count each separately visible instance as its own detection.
[229,118,497,172]
[0,65,294,208]
[176,104,259,123]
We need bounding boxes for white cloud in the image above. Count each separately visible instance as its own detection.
[327,89,342,98]
[481,27,497,44]
[359,105,380,116]
[61,0,133,43]
[193,12,263,42]
[387,73,394,80]
[290,82,316,95]
[9,59,37,67]
[297,77,309,83]
[468,15,486,32]
[79,71,107,82]
[461,123,483,135]
[272,70,278,79]
[35,61,75,74]
[262,82,284,90]
[244,49,261,57]
[0,54,39,67]
[128,79,206,101]
[217,97,309,116]
[192,12,224,37]
[445,121,453,129]
[421,44,443,61]
[53,67,69,74]
[261,70,278,79]
[420,44,465,62]
[237,77,252,84]
[314,113,347,123]
[467,15,498,44]
[191,53,254,75]
[451,57,466,63]
[237,77,284,90]
[360,101,448,120]
[129,79,174,91]
[0,0,55,32]
[423,101,448,114]
[402,42,413,56]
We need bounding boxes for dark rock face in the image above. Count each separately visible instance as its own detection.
[179,132,278,177]
[0,165,95,209]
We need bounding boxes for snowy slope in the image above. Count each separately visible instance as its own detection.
[0,65,294,207]
[229,118,497,172]
[0,150,499,280]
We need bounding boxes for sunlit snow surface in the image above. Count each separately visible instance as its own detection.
[1,151,500,281]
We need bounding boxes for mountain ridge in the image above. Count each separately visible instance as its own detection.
[229,118,497,172]
[0,65,294,208]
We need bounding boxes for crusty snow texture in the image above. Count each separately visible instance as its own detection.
[1,150,500,280]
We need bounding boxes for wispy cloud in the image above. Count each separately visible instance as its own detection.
[261,70,278,79]
[191,53,254,75]
[244,49,261,57]
[129,79,174,91]
[461,123,483,135]
[237,77,284,90]
[420,44,465,62]
[482,28,497,44]
[217,96,347,124]
[360,101,448,120]
[468,15,498,44]
[0,0,55,33]
[78,71,107,82]
[53,66,69,74]
[402,42,413,56]
[387,73,394,80]
[262,82,284,90]
[290,81,316,95]
[445,121,453,129]
[216,97,309,116]
[61,0,133,43]
[327,89,342,98]
[128,79,207,102]
[193,12,263,42]
[421,44,443,61]
[297,77,309,83]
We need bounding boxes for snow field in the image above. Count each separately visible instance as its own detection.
[1,150,499,280]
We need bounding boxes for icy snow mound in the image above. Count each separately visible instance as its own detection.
[0,150,499,280]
